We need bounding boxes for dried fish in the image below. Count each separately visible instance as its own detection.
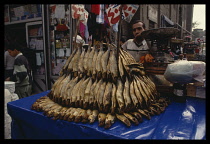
[97,81,107,112]
[116,79,125,113]
[103,81,112,113]
[83,45,91,74]
[130,112,143,123]
[31,42,171,129]
[60,48,77,75]
[68,108,82,122]
[133,78,144,108]
[98,113,107,127]
[67,48,78,73]
[87,46,96,76]
[91,49,99,80]
[88,109,99,123]
[129,79,139,109]
[78,48,86,77]
[74,109,85,123]
[116,113,131,127]
[118,54,125,78]
[70,78,84,107]
[123,113,139,125]
[134,76,149,107]
[65,77,79,106]
[83,78,92,109]
[89,79,98,109]
[101,46,110,79]
[96,46,104,78]
[109,50,118,81]
[81,109,92,123]
[137,109,151,120]
[104,113,116,129]
[110,83,117,114]
[76,77,90,107]
[123,77,132,112]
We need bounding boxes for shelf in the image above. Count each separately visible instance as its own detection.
[4,17,42,25]
[35,49,44,51]
[29,36,43,38]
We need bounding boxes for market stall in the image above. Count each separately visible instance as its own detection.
[6,4,206,140]
[7,90,206,139]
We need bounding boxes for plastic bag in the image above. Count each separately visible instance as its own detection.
[164,60,206,84]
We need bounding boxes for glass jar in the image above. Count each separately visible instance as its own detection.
[56,40,62,48]
[62,39,67,48]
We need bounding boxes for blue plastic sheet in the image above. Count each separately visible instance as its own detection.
[7,91,206,139]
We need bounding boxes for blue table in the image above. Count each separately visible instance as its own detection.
[7,91,206,139]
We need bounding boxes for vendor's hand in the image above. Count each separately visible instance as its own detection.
[5,77,10,81]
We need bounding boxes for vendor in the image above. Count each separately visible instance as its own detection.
[121,20,149,62]
[5,42,32,99]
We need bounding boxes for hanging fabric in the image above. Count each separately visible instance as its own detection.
[122,4,139,23]
[85,4,91,13]
[87,13,98,37]
[106,4,139,26]
[96,4,105,24]
[106,4,121,26]
[104,11,110,27]
[79,22,86,39]
[85,24,90,44]
[112,22,119,32]
[54,4,65,19]
[91,4,100,15]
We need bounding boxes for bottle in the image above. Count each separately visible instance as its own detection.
[173,83,186,103]
[36,53,41,66]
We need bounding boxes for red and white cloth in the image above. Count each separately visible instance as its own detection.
[122,4,139,23]
[71,4,89,24]
[106,4,139,26]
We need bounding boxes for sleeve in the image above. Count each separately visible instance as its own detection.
[11,57,28,84]
[16,65,28,83]
[10,74,17,82]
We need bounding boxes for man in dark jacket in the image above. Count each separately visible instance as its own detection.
[5,43,32,99]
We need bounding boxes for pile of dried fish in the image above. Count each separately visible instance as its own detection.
[31,44,170,129]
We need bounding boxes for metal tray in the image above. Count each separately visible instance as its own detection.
[141,27,180,40]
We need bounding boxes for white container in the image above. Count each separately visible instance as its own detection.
[4,81,15,94]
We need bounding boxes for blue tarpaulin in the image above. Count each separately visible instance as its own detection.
[7,91,206,139]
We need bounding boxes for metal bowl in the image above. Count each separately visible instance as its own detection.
[141,27,180,40]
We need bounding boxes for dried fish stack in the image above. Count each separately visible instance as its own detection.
[31,44,170,129]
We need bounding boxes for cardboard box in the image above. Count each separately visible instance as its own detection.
[186,54,195,61]
[186,83,196,97]
[196,86,206,99]
[194,81,204,87]
[186,83,206,99]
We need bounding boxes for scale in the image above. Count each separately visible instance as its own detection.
[141,27,180,53]
[140,27,180,75]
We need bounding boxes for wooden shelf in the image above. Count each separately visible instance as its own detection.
[4,17,42,25]
[29,35,43,38]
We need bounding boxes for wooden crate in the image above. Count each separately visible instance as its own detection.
[156,85,173,93]
[193,81,204,87]
[186,83,196,97]
[144,62,169,75]
[186,54,195,61]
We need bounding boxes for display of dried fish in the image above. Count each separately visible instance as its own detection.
[32,45,170,129]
